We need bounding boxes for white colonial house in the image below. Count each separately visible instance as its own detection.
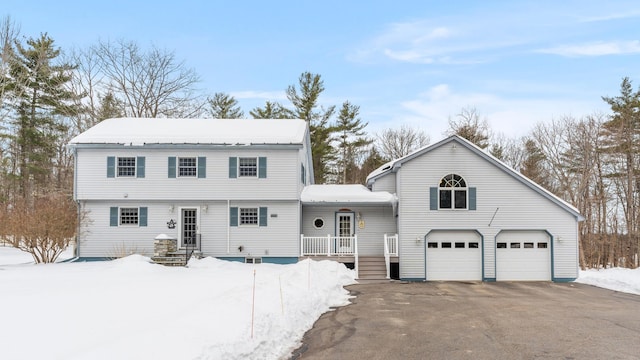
[69,118,583,281]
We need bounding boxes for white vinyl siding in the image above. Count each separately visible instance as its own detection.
[76,149,300,201]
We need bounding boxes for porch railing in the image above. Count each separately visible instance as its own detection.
[383,233,398,279]
[300,235,358,256]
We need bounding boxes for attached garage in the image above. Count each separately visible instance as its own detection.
[496,230,551,281]
[426,230,482,281]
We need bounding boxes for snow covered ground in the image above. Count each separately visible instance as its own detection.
[0,246,356,360]
[1,245,638,359]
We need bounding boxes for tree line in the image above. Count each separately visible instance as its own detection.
[0,16,638,269]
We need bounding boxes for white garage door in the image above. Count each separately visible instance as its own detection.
[426,231,482,281]
[496,231,551,281]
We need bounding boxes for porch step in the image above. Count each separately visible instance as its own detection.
[358,256,388,280]
[152,250,203,267]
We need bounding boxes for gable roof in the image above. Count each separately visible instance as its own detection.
[367,135,584,221]
[69,118,308,146]
[301,185,397,205]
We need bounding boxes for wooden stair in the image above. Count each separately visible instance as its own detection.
[358,256,388,280]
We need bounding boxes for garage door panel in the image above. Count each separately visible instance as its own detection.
[496,231,550,281]
[426,231,481,281]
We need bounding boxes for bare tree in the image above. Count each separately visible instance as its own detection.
[376,124,430,161]
[0,194,79,263]
[446,106,491,148]
[93,39,204,118]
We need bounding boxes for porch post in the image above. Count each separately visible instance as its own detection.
[300,234,304,256]
[327,234,331,256]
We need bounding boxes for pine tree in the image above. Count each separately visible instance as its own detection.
[334,101,372,184]
[250,101,293,119]
[96,91,124,122]
[286,72,335,183]
[2,33,78,199]
[206,92,244,118]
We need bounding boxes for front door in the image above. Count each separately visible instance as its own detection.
[181,208,198,248]
[335,212,355,253]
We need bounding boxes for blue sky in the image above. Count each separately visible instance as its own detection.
[5,0,640,140]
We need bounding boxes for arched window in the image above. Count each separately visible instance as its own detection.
[439,174,467,209]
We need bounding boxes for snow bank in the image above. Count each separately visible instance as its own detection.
[576,267,640,295]
[0,254,356,360]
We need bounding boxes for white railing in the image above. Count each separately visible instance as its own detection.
[300,235,358,256]
[383,234,398,279]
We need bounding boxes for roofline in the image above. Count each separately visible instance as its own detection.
[301,201,396,206]
[68,143,303,150]
[367,135,584,221]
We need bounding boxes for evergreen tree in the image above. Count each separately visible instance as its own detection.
[286,72,335,183]
[334,101,372,184]
[96,91,124,122]
[250,101,293,119]
[1,33,78,199]
[206,92,244,118]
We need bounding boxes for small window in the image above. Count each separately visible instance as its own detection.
[538,242,548,249]
[497,242,507,248]
[239,157,257,177]
[313,218,324,229]
[524,242,534,248]
[455,242,465,248]
[428,242,438,248]
[117,157,136,177]
[178,157,197,177]
[510,242,521,248]
[469,242,479,248]
[441,242,452,248]
[245,258,262,264]
[120,207,139,225]
[239,208,258,225]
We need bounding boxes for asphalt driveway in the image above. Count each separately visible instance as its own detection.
[292,281,640,360]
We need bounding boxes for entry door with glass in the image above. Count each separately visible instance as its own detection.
[181,208,198,248]
[335,212,355,253]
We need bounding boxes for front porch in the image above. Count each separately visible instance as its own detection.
[300,234,398,280]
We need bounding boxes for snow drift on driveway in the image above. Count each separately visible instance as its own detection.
[0,253,356,360]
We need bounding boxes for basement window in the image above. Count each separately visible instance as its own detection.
[441,242,452,248]
[245,258,262,264]
[537,242,548,249]
[428,242,438,248]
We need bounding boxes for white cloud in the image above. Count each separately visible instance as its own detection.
[394,84,602,139]
[538,40,640,57]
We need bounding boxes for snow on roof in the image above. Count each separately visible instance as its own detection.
[301,184,397,205]
[69,118,308,146]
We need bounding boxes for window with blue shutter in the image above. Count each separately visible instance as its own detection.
[230,207,238,226]
[258,157,267,178]
[168,157,176,178]
[197,157,206,178]
[259,207,268,226]
[229,157,237,178]
[136,157,145,178]
[107,157,116,178]
[110,207,118,226]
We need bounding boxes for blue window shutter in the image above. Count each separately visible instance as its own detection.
[259,207,268,227]
[230,207,238,226]
[229,157,237,178]
[107,157,115,178]
[469,187,477,210]
[430,187,438,210]
[136,157,145,178]
[198,156,206,178]
[139,207,148,226]
[110,207,118,226]
[168,157,176,178]
[258,157,267,178]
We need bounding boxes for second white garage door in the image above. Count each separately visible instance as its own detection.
[426,231,482,281]
[496,230,551,281]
